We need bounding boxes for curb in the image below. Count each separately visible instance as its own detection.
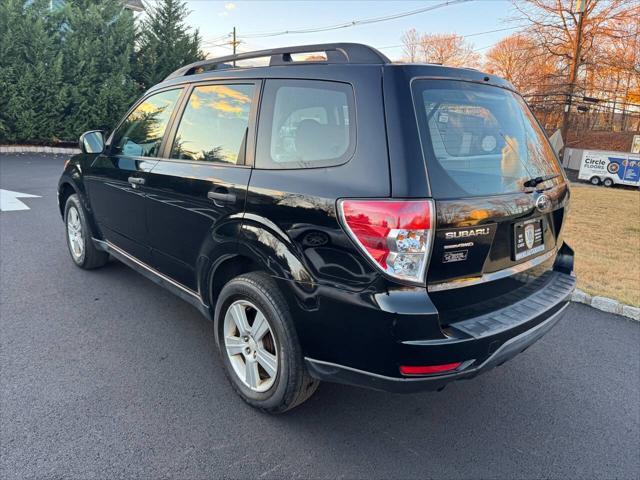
[0,145,80,155]
[571,289,640,321]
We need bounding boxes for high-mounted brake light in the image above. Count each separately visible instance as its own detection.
[337,199,434,284]
[400,362,462,376]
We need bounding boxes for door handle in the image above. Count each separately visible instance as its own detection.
[128,176,145,186]
[207,189,236,204]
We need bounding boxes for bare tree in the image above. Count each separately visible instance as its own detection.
[418,33,480,68]
[485,34,542,93]
[511,0,640,132]
[512,0,636,68]
[401,28,420,63]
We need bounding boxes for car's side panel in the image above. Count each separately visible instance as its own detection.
[58,155,91,212]
[84,156,157,263]
[81,87,187,264]
[244,67,390,291]
[144,160,251,292]
[143,80,260,292]
[241,174,380,290]
[58,155,105,240]
[382,66,431,198]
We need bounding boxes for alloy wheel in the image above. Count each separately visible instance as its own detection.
[223,299,279,392]
[67,206,84,260]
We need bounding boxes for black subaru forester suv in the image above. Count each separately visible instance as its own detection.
[58,43,575,413]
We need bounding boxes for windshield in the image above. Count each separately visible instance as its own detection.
[412,79,563,198]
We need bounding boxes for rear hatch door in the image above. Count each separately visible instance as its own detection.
[411,78,569,291]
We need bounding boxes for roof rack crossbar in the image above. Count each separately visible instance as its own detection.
[164,43,390,81]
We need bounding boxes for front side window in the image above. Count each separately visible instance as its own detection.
[412,79,563,198]
[256,79,355,169]
[170,84,255,164]
[111,89,182,158]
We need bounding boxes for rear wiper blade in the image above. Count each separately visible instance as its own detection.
[522,174,560,189]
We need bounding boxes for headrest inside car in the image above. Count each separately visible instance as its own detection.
[295,119,345,161]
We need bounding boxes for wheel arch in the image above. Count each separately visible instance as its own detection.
[205,218,316,318]
[58,172,102,239]
[207,254,263,315]
[58,181,76,218]
[236,219,315,285]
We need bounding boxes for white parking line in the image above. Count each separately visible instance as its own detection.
[0,189,41,211]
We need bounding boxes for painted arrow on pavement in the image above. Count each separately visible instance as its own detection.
[0,189,41,212]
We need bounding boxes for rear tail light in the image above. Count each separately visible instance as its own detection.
[400,362,462,376]
[337,199,434,284]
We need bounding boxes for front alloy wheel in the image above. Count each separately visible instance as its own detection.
[223,300,278,392]
[66,205,84,261]
[63,194,108,269]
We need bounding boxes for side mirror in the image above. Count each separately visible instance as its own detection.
[79,130,105,154]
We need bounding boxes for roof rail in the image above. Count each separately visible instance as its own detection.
[164,43,390,81]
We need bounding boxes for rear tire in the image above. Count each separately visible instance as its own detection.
[603,178,614,187]
[214,271,319,414]
[590,176,601,186]
[64,194,108,270]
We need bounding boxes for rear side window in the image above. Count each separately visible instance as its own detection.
[170,84,255,164]
[111,89,182,158]
[256,79,355,169]
[412,79,562,198]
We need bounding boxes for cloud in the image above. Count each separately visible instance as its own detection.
[210,101,244,114]
[189,93,202,110]
[225,3,236,10]
[210,85,251,103]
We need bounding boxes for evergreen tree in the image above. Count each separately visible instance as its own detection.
[0,0,65,143]
[54,0,138,140]
[0,0,137,144]
[0,0,203,145]
[134,0,205,90]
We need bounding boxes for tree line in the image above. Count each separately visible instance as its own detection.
[401,0,639,135]
[0,0,204,145]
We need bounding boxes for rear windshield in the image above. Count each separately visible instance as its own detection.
[412,79,563,198]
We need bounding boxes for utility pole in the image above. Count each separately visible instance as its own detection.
[232,27,237,66]
[560,0,587,152]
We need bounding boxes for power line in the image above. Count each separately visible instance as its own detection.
[236,0,473,39]
[201,34,232,46]
[376,25,531,51]
[377,21,569,54]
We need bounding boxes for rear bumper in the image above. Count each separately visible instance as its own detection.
[304,269,575,393]
[305,301,569,393]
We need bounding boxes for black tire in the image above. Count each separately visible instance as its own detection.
[603,178,614,187]
[214,271,319,414]
[590,176,601,186]
[64,194,109,270]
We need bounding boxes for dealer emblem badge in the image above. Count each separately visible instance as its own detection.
[524,224,535,250]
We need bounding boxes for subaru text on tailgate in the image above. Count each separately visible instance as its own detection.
[58,43,575,413]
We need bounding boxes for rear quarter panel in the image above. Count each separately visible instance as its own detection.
[242,65,390,291]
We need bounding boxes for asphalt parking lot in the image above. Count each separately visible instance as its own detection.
[1,153,639,479]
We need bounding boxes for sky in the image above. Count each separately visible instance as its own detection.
[182,0,524,61]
